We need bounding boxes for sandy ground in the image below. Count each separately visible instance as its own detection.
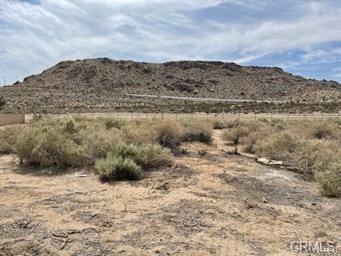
[0,131,340,255]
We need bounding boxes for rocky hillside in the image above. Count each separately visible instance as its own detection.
[0,58,340,113]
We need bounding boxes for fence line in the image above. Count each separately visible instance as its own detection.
[0,114,25,126]
[23,112,341,123]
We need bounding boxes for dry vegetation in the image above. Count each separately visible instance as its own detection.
[0,116,341,255]
[220,118,341,197]
[0,116,339,196]
[0,117,211,181]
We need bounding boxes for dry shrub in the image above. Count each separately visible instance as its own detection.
[254,132,302,161]
[254,129,340,197]
[241,133,258,153]
[153,120,184,153]
[210,118,241,130]
[16,122,88,167]
[212,119,234,129]
[309,122,340,140]
[290,141,338,175]
[182,121,213,144]
[136,144,173,169]
[15,117,121,168]
[241,124,274,153]
[122,123,157,145]
[312,147,341,197]
[212,119,226,129]
[222,120,267,146]
[220,119,340,197]
[80,123,122,162]
[269,119,287,131]
[315,157,341,197]
[222,126,249,145]
[102,118,127,129]
[0,126,23,153]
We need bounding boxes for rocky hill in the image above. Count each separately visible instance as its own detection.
[0,58,340,113]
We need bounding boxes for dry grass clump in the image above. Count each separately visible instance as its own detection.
[212,119,227,129]
[212,119,236,129]
[182,120,213,144]
[0,126,23,154]
[309,122,340,140]
[222,126,249,145]
[122,119,213,154]
[102,118,127,129]
[121,123,157,145]
[315,157,341,197]
[153,120,184,153]
[80,123,122,160]
[222,120,264,145]
[95,142,173,181]
[135,144,173,169]
[255,132,303,161]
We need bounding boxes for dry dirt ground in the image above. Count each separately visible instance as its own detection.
[0,131,340,256]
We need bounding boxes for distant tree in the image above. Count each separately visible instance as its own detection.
[0,97,5,110]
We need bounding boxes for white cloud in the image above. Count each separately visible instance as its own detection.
[0,0,340,84]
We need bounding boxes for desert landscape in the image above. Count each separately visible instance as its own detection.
[0,59,340,114]
[0,59,340,255]
[0,117,340,255]
[1,1,341,255]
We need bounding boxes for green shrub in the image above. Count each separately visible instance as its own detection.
[15,117,124,168]
[136,144,173,169]
[95,142,173,181]
[14,117,175,171]
[107,142,173,170]
[16,125,87,167]
[96,156,143,181]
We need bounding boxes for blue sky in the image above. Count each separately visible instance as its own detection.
[0,0,341,85]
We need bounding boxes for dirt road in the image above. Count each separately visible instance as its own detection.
[0,131,340,255]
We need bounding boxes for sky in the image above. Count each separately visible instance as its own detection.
[0,0,341,85]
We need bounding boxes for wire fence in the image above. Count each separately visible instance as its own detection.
[0,113,25,126]
[23,112,341,123]
[1,112,340,126]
